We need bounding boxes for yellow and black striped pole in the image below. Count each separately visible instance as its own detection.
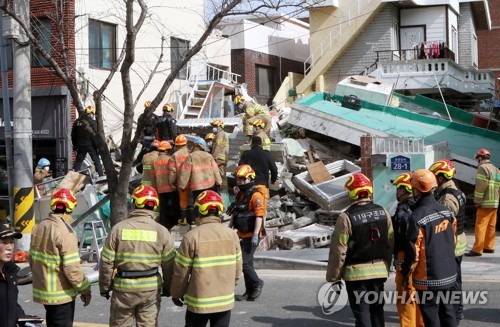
[13,187,35,247]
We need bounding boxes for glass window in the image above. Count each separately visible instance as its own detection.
[89,20,116,69]
[256,65,275,97]
[31,18,51,67]
[171,37,189,79]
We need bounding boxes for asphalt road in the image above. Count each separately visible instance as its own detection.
[17,269,500,327]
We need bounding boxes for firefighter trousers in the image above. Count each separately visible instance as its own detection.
[185,309,231,327]
[416,289,456,327]
[44,300,75,327]
[395,270,424,327]
[471,207,498,253]
[159,191,180,230]
[345,278,386,327]
[109,289,161,327]
[450,255,464,321]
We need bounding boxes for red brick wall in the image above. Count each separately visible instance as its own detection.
[231,49,304,106]
[478,0,500,100]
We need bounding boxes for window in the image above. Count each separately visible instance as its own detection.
[31,18,51,67]
[89,20,116,69]
[256,65,275,97]
[171,37,189,79]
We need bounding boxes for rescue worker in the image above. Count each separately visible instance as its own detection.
[391,173,424,327]
[252,119,271,151]
[178,137,222,223]
[154,140,179,230]
[466,148,499,256]
[210,119,229,190]
[99,185,175,327]
[429,160,467,323]
[239,136,278,216]
[402,169,457,327]
[171,190,242,327]
[141,139,160,188]
[71,105,104,177]
[326,173,393,327]
[229,165,265,301]
[34,158,51,196]
[155,103,178,143]
[205,133,215,152]
[235,95,272,138]
[135,101,160,173]
[168,134,191,225]
[30,188,92,327]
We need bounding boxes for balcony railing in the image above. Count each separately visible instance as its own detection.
[375,45,455,63]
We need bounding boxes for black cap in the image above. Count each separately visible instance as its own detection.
[251,136,262,146]
[0,223,22,239]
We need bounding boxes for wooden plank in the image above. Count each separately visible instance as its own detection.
[306,161,332,184]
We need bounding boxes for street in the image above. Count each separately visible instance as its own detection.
[17,269,500,326]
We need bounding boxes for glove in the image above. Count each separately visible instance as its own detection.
[172,297,184,307]
[101,292,110,300]
[80,288,92,307]
[251,233,259,248]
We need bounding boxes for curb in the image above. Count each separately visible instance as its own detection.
[254,255,327,270]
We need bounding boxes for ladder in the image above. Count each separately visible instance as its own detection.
[79,220,107,263]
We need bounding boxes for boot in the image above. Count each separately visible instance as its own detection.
[187,207,195,225]
[178,209,188,226]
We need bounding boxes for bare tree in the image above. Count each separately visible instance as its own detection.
[1,0,318,226]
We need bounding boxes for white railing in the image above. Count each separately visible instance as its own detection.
[372,136,426,154]
[304,23,342,75]
[186,60,240,85]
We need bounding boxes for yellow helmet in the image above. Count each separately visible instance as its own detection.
[234,164,255,180]
[85,105,96,115]
[144,100,152,109]
[429,160,456,180]
[211,119,224,128]
[194,190,224,216]
[391,173,412,193]
[252,119,265,129]
[345,173,373,200]
[131,185,159,211]
[50,188,77,213]
[205,133,215,141]
[162,103,174,112]
[234,95,245,105]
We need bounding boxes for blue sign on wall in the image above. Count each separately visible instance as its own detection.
[390,155,411,171]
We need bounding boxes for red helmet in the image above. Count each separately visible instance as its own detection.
[175,134,188,146]
[131,185,159,210]
[194,190,224,216]
[211,119,224,128]
[475,148,490,160]
[391,173,412,193]
[234,164,255,180]
[429,160,455,180]
[158,140,172,151]
[50,188,77,213]
[144,100,152,109]
[410,169,437,193]
[252,119,265,129]
[85,105,96,115]
[205,133,215,141]
[162,103,174,112]
[151,139,160,149]
[345,173,373,200]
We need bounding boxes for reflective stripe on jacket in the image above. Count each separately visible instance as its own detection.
[99,209,175,294]
[169,146,189,187]
[474,160,500,208]
[178,148,222,191]
[154,153,174,193]
[171,216,242,314]
[256,131,271,151]
[142,151,159,188]
[30,213,90,305]
[212,130,229,163]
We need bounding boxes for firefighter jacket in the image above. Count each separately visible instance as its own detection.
[155,112,178,142]
[30,213,90,305]
[168,146,190,188]
[402,194,457,291]
[154,152,174,193]
[71,117,97,147]
[326,199,394,282]
[239,146,278,187]
[435,179,467,256]
[178,147,222,191]
[141,150,159,189]
[0,262,25,327]
[256,130,271,151]
[99,209,175,295]
[212,130,229,164]
[474,160,500,208]
[171,216,242,314]
[392,196,416,270]
[232,186,266,239]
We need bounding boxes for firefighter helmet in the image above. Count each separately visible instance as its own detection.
[252,119,265,129]
[234,95,245,105]
[211,119,224,129]
[194,190,224,216]
[158,140,172,151]
[391,173,412,193]
[194,137,206,150]
[162,103,174,112]
[151,139,160,149]
[234,164,255,180]
[85,105,96,115]
[475,148,491,160]
[144,100,152,109]
[37,158,50,169]
[131,185,159,210]
[175,134,188,146]
[205,133,215,141]
[50,188,77,213]
[410,169,438,193]
[345,173,373,200]
[429,160,455,180]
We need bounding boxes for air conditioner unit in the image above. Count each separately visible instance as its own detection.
[2,14,20,39]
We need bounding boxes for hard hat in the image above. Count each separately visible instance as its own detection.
[162,103,174,112]
[410,169,438,193]
[37,158,50,169]
[205,133,215,141]
[194,137,207,150]
[234,164,255,180]
[151,139,160,149]
[85,105,96,115]
[211,119,224,129]
[175,134,188,146]
[158,140,172,151]
[50,188,77,213]
[234,95,245,105]
[429,160,456,180]
[344,173,373,200]
[194,190,224,216]
[144,100,152,109]
[391,173,412,193]
[252,119,265,129]
[131,185,159,211]
[475,148,491,160]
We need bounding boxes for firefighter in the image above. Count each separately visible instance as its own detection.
[210,119,229,190]
[466,148,499,257]
[30,188,92,327]
[429,160,467,323]
[326,172,393,327]
[154,140,180,230]
[391,173,424,327]
[141,139,160,188]
[205,133,215,152]
[252,119,271,151]
[155,103,178,143]
[178,137,222,224]
[402,169,457,326]
[71,105,104,177]
[235,95,272,138]
[135,101,160,173]
[34,158,51,195]
[171,190,242,327]
[99,185,175,327]
[229,165,265,301]
[168,134,191,225]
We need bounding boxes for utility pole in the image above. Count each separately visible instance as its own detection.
[12,0,34,251]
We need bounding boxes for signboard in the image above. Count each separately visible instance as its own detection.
[390,155,411,171]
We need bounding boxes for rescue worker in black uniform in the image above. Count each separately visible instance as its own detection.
[155,103,178,144]
[135,100,160,173]
[71,105,104,176]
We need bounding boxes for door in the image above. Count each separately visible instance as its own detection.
[400,26,425,60]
